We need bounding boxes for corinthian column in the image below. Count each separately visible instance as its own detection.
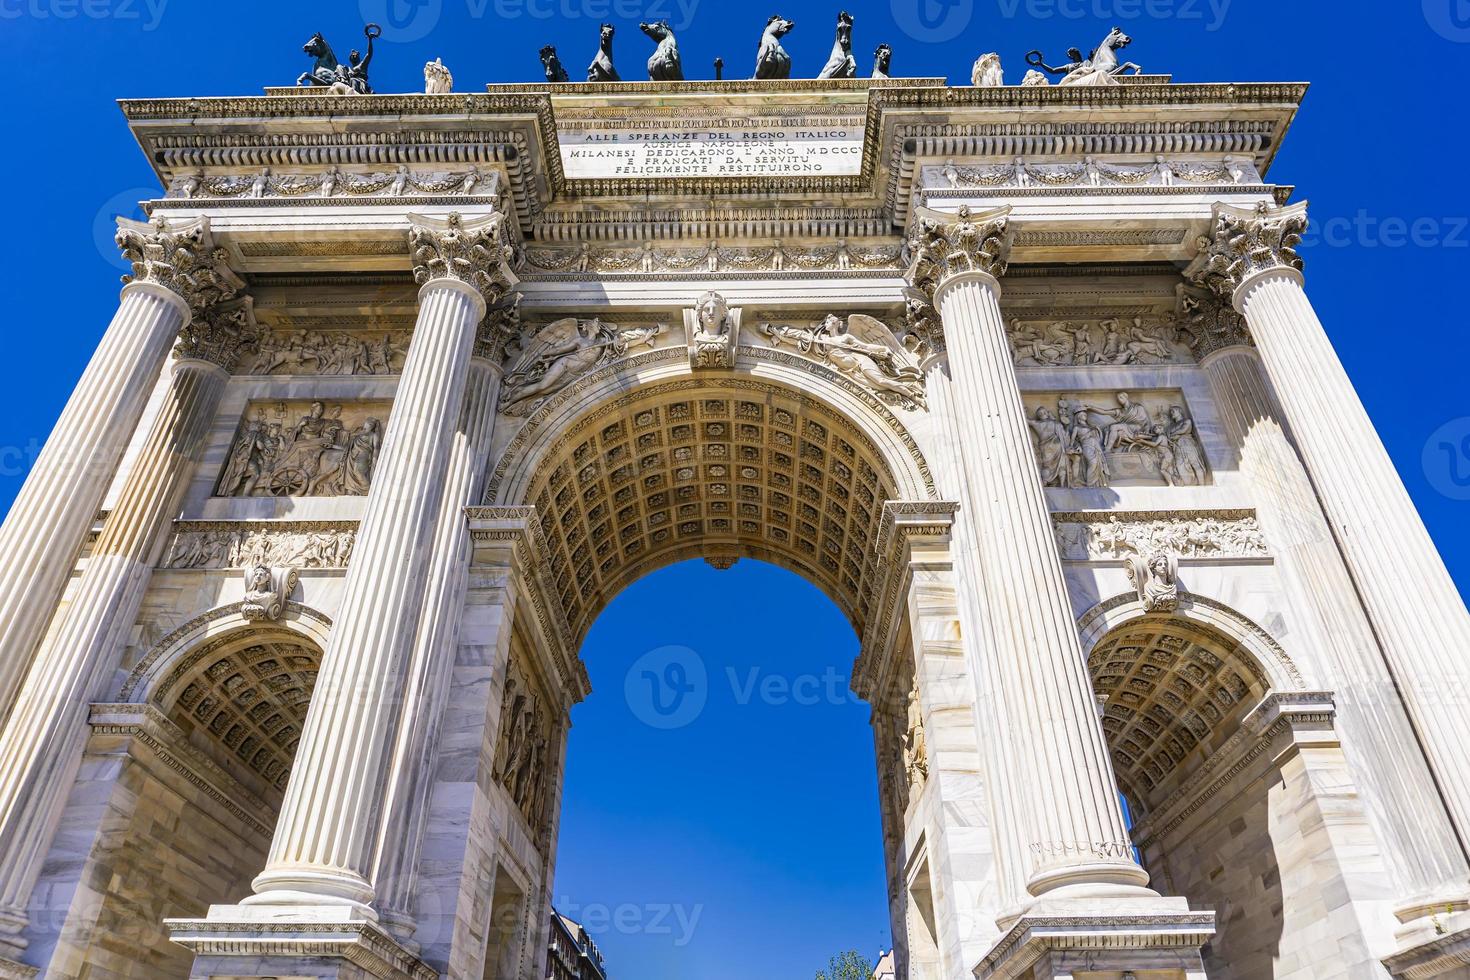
[0,299,252,962]
[907,206,1152,902]
[1190,292,1470,917]
[246,212,515,913]
[0,216,239,725]
[1191,202,1470,855]
[375,305,517,940]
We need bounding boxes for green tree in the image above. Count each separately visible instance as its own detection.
[815,949,875,980]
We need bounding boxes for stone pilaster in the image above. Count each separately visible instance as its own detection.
[1198,343,1470,921]
[0,296,249,964]
[244,212,514,914]
[0,216,239,729]
[908,205,1152,902]
[1191,201,1470,869]
[375,305,516,941]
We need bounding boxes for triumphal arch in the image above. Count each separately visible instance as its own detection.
[0,38,1468,980]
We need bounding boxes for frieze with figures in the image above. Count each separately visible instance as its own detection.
[1052,511,1269,561]
[929,156,1258,192]
[167,167,502,202]
[493,657,553,842]
[216,401,387,498]
[516,239,904,276]
[1007,317,1192,367]
[242,329,410,376]
[1024,390,1209,488]
[164,523,357,570]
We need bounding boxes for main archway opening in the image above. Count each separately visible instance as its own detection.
[494,377,937,979]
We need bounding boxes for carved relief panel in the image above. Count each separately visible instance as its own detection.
[1022,390,1209,488]
[1006,316,1192,367]
[241,329,411,376]
[216,401,390,498]
[165,522,358,570]
[494,648,554,841]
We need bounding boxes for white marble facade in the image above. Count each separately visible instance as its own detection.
[0,71,1465,980]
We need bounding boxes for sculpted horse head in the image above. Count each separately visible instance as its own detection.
[754,15,796,79]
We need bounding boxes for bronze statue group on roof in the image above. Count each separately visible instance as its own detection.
[292,14,1145,94]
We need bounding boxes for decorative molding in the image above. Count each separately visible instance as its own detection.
[1053,510,1268,560]
[517,240,904,277]
[928,155,1257,192]
[169,166,502,202]
[164,918,436,980]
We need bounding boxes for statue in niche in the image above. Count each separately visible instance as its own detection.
[641,21,683,80]
[872,43,892,79]
[753,15,795,80]
[500,318,661,416]
[818,11,856,79]
[296,24,380,95]
[1128,550,1180,612]
[903,679,927,793]
[761,314,926,408]
[587,23,620,82]
[1026,27,1140,87]
[685,291,738,369]
[240,565,299,623]
[540,45,571,83]
[493,669,549,828]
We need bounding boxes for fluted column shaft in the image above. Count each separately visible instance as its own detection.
[0,355,228,957]
[935,270,1150,899]
[1236,267,1470,854]
[0,283,186,724]
[1202,346,1469,906]
[376,355,503,934]
[248,279,486,910]
[918,353,1030,910]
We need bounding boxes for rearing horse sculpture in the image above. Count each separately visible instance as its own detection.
[1026,27,1140,87]
[296,24,381,94]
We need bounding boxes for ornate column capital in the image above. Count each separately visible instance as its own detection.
[904,204,1013,303]
[473,295,522,365]
[408,211,519,313]
[1186,201,1308,308]
[173,296,261,371]
[115,215,244,319]
[1175,284,1252,359]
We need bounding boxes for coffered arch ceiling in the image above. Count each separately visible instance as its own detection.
[498,378,927,643]
[1089,618,1272,816]
[151,630,322,799]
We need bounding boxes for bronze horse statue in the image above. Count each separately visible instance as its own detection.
[297,24,381,94]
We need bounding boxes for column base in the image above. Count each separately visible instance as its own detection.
[973,907,1215,980]
[1384,910,1470,979]
[0,958,37,980]
[165,905,434,980]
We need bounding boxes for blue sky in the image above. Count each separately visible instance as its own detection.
[1,1,1467,977]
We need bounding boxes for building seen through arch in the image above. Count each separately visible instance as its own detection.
[0,39,1468,980]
